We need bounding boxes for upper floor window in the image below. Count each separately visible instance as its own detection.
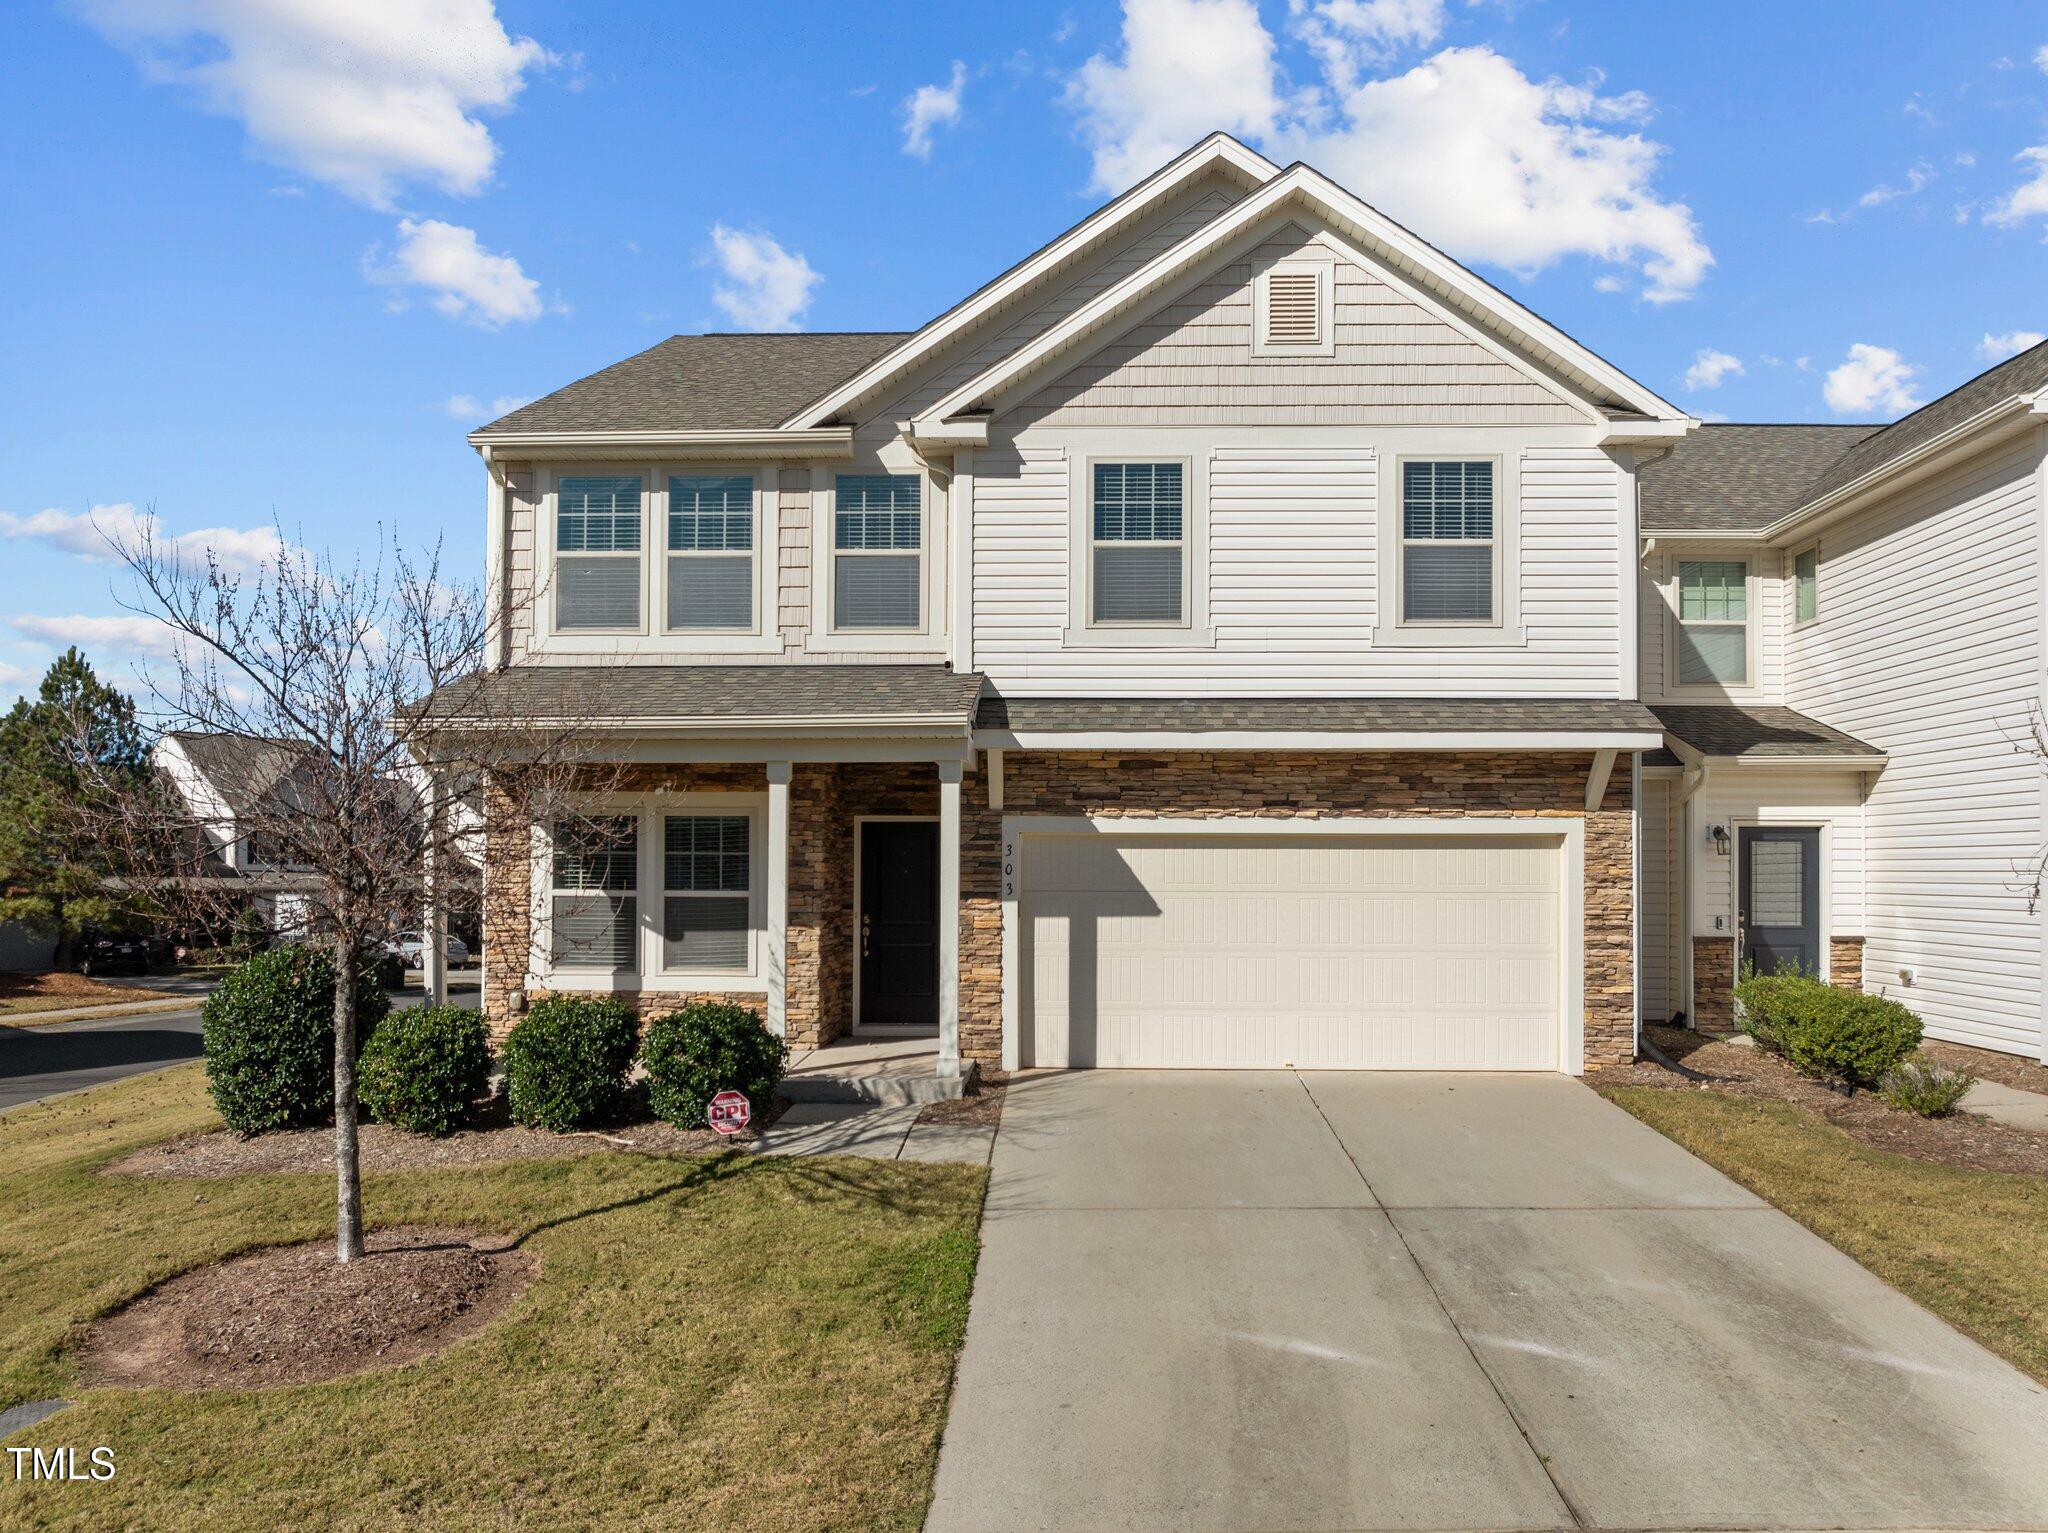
[1793,546,1818,625]
[1091,461,1185,625]
[667,474,753,632]
[555,476,642,631]
[662,814,751,971]
[1401,460,1495,624]
[550,816,637,969]
[833,474,922,630]
[1676,559,1750,686]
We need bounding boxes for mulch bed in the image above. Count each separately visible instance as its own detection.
[1592,1025,2048,1178]
[76,1227,536,1389]
[104,1100,780,1180]
[0,971,183,1016]
[915,1077,1005,1128]
[1921,1037,2048,1096]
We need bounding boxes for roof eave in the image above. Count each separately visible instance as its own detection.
[973,727,1666,752]
[466,426,855,459]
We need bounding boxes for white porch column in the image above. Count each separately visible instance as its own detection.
[937,759,963,1079]
[423,771,449,1006]
[766,761,791,1038]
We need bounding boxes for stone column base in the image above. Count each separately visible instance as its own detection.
[1690,936,1736,1029]
[1829,935,1865,991]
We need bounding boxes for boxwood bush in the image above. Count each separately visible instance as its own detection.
[502,994,639,1131]
[1734,964,1921,1090]
[202,945,392,1135]
[357,1003,493,1136]
[641,1001,785,1130]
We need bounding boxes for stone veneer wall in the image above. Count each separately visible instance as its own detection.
[958,751,1636,1070]
[1690,936,1736,1030]
[1828,935,1865,992]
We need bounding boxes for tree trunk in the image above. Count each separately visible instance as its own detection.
[332,928,365,1262]
[53,899,71,972]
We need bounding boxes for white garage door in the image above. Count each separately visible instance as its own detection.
[1019,832,1563,1070]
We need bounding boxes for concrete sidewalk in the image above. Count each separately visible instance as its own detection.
[927,1070,2048,1533]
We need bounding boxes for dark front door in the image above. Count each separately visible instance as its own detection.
[860,821,940,1028]
[1740,827,1821,977]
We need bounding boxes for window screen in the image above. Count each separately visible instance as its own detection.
[556,476,643,630]
[1091,462,1185,624]
[1401,461,1495,623]
[1794,547,1818,624]
[833,474,921,629]
[667,475,753,630]
[1677,560,1749,686]
[550,816,637,968]
[663,815,750,970]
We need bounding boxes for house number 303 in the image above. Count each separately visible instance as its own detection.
[1001,838,1017,900]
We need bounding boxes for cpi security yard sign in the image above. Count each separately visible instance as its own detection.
[708,1090,752,1135]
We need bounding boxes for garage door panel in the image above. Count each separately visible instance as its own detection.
[1019,833,1563,1071]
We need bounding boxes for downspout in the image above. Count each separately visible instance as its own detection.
[1668,733,1710,1026]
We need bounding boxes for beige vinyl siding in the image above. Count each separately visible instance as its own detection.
[1639,774,1680,1022]
[1012,226,1587,428]
[1783,438,2042,1056]
[1642,540,1786,704]
[970,443,1624,696]
[505,467,538,662]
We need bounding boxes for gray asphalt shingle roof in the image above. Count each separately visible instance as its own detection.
[1638,425,1881,534]
[477,333,911,435]
[419,665,985,726]
[974,695,1662,734]
[1649,704,1883,765]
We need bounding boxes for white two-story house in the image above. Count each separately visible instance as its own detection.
[437,133,2048,1078]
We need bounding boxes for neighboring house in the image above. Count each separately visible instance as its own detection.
[437,133,2048,1076]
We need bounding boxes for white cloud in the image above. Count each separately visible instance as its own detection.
[2038,44,2048,72]
[902,61,967,159]
[0,503,285,577]
[1859,160,1934,207]
[1293,0,1448,87]
[1066,3,1712,302]
[1987,145,2048,230]
[10,614,184,659]
[368,218,542,328]
[0,660,31,697]
[1683,348,1744,391]
[1978,330,2045,362]
[81,0,553,210]
[444,393,531,421]
[1823,344,1922,417]
[708,225,820,332]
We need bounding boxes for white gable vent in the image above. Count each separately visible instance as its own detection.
[1255,260,1333,356]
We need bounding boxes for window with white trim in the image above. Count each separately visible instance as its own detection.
[554,476,643,631]
[549,816,637,968]
[1091,462,1185,625]
[1400,460,1495,624]
[1676,559,1750,686]
[833,473,921,630]
[1793,546,1818,626]
[662,815,751,971]
[666,474,754,631]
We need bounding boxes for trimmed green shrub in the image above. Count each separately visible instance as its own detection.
[202,945,392,1135]
[502,994,638,1131]
[1879,1056,1976,1118]
[641,1001,785,1130]
[358,1003,493,1136]
[1735,964,1921,1089]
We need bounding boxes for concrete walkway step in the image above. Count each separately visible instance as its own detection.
[776,1036,975,1105]
[751,1103,993,1165]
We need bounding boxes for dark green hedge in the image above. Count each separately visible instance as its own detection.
[358,1003,493,1136]
[641,1001,785,1129]
[1735,966,1921,1089]
[202,945,392,1135]
[502,994,639,1131]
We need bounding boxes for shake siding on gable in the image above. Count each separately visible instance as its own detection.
[969,444,1624,696]
[1785,439,2043,1056]
[1011,228,1588,428]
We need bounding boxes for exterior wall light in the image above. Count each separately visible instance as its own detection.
[1709,824,1731,856]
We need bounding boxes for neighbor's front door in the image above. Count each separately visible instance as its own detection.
[1740,827,1821,977]
[859,821,940,1028]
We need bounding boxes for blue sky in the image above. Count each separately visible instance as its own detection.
[2,0,2045,704]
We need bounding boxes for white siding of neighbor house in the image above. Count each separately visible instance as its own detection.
[1011,225,1589,428]
[1640,539,1787,705]
[1639,773,1680,1021]
[1784,437,2043,1056]
[970,439,1625,696]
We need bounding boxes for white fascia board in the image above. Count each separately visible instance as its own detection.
[972,729,1665,752]
[782,134,1281,431]
[465,427,854,458]
[1600,418,1698,444]
[908,418,988,448]
[919,162,1687,430]
[1640,527,1771,542]
[1708,754,1887,772]
[437,712,972,737]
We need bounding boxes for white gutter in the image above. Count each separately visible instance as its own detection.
[433,712,974,738]
[973,728,1665,752]
[466,426,855,457]
[1667,732,1710,1025]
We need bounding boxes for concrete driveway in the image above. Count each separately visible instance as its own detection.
[926,1071,2048,1532]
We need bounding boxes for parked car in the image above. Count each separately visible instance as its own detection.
[385,931,470,969]
[76,927,172,977]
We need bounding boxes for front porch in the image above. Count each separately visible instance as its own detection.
[482,754,976,1080]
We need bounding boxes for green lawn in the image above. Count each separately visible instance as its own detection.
[1606,1086,2048,1385]
[0,1065,985,1532]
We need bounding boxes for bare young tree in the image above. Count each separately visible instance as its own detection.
[77,519,620,1262]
